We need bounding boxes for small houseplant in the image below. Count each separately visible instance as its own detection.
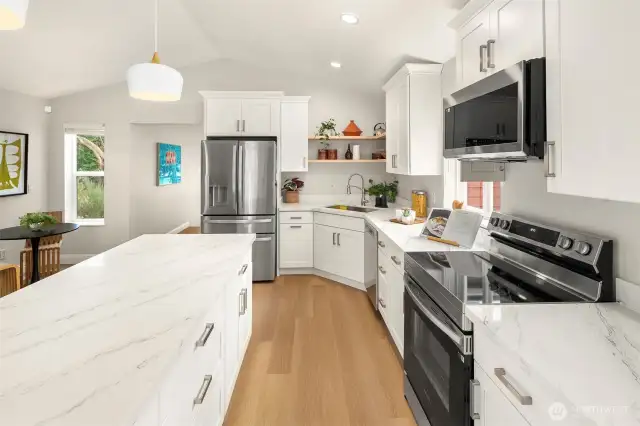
[315,118,338,160]
[282,177,304,203]
[19,212,58,230]
[366,179,399,208]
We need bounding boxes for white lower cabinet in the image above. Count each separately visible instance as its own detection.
[314,223,364,283]
[473,361,529,426]
[279,222,314,268]
[377,243,405,356]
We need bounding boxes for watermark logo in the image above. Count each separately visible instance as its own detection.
[548,402,568,422]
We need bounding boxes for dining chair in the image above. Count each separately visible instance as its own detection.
[0,264,21,297]
[24,211,65,248]
[20,246,61,287]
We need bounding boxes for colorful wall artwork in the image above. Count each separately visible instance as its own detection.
[0,131,29,197]
[157,143,182,186]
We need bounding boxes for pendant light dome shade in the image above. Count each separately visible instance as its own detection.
[0,0,29,30]
[127,57,183,102]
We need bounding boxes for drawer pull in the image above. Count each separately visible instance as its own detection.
[195,323,215,348]
[240,289,248,315]
[290,216,302,219]
[378,241,385,248]
[470,379,481,420]
[193,375,213,405]
[391,255,401,266]
[290,225,302,229]
[494,368,533,405]
[378,265,386,274]
[379,298,386,308]
[238,264,248,275]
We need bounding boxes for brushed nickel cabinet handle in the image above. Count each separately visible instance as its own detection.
[290,225,302,229]
[290,216,302,219]
[239,290,244,315]
[195,323,215,348]
[236,120,240,132]
[391,256,401,266]
[379,298,386,308]
[494,368,533,405]
[193,375,213,405]
[333,232,336,245]
[238,264,248,275]
[487,39,496,68]
[337,233,341,246]
[470,379,481,420]
[378,265,386,274]
[378,241,385,248]
[303,156,307,168]
[480,45,488,72]
[242,120,246,132]
[243,289,248,315]
[544,141,556,177]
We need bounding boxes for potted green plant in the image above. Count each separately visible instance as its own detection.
[282,177,304,203]
[366,179,399,208]
[315,118,338,160]
[19,212,58,230]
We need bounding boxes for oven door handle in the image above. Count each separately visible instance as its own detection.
[405,283,471,355]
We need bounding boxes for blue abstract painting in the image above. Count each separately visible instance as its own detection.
[157,143,182,186]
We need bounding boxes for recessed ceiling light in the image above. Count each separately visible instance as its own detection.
[341,13,359,25]
[330,62,342,69]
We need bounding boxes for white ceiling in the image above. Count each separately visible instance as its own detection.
[0,0,459,99]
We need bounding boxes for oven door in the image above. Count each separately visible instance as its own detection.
[404,275,473,426]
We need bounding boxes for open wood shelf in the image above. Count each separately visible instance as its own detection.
[308,159,386,163]
[308,135,386,141]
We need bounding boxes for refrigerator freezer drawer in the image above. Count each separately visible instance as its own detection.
[252,235,276,282]
[201,215,276,234]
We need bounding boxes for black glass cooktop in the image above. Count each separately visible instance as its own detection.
[405,251,586,306]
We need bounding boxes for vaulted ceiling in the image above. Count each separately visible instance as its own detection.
[0,0,459,99]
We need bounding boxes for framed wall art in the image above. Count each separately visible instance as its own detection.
[0,131,29,197]
[157,142,182,186]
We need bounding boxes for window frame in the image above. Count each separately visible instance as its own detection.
[444,159,501,219]
[64,126,105,226]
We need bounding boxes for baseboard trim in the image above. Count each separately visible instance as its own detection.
[279,267,366,292]
[60,254,94,265]
[168,222,190,234]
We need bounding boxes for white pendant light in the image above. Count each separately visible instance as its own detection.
[127,0,183,102]
[0,0,29,30]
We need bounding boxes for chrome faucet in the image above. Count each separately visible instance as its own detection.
[346,173,369,206]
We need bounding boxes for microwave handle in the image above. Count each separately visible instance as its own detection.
[479,45,488,72]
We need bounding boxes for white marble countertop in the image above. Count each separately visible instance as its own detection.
[280,198,490,252]
[0,234,255,426]
[466,302,640,425]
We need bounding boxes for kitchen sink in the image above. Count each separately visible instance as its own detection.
[326,205,377,213]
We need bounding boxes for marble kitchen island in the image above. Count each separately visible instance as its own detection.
[0,234,255,426]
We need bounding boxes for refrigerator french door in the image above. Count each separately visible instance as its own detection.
[201,137,277,281]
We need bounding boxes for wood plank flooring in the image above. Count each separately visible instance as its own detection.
[224,275,417,426]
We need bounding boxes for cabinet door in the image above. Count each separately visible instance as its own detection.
[238,262,253,362]
[545,0,640,204]
[474,361,529,426]
[489,0,544,73]
[457,10,492,88]
[280,100,309,172]
[377,255,390,324]
[395,77,410,175]
[385,85,400,174]
[206,99,242,136]
[313,224,340,276]
[280,224,314,268]
[224,274,241,408]
[241,99,279,136]
[386,264,405,355]
[335,228,365,283]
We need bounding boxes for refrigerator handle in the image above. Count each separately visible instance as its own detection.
[238,144,244,211]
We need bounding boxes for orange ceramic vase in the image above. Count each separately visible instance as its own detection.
[343,120,363,137]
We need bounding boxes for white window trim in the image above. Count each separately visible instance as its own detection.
[444,160,500,221]
[64,127,105,226]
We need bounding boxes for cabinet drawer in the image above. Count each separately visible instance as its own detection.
[280,224,313,268]
[192,370,224,426]
[280,211,313,224]
[314,212,364,233]
[377,231,404,274]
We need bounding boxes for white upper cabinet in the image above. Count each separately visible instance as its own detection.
[545,0,640,204]
[280,97,310,172]
[383,64,444,176]
[200,92,283,137]
[453,0,544,89]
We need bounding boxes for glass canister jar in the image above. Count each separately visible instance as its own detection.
[412,190,428,218]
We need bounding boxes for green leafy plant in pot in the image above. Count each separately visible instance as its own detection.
[282,177,304,203]
[366,179,399,208]
[19,212,58,230]
[315,118,338,160]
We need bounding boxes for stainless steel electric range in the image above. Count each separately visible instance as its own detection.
[402,212,614,426]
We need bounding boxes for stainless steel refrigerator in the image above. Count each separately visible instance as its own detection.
[201,137,277,281]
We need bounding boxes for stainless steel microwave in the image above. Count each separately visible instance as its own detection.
[444,58,546,161]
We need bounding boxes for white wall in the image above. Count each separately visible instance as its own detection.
[502,161,640,284]
[0,89,49,264]
[48,59,384,254]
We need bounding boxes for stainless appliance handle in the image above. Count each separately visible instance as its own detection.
[391,256,401,266]
[405,281,470,353]
[470,379,481,420]
[255,237,272,242]
[242,119,246,132]
[193,375,213,405]
[544,141,556,177]
[337,233,341,246]
[333,232,336,245]
[195,323,215,348]
[487,39,496,68]
[494,368,533,405]
[238,264,248,275]
[479,45,488,72]
[238,144,244,209]
[204,218,273,224]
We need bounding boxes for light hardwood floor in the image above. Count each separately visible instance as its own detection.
[224,275,417,426]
